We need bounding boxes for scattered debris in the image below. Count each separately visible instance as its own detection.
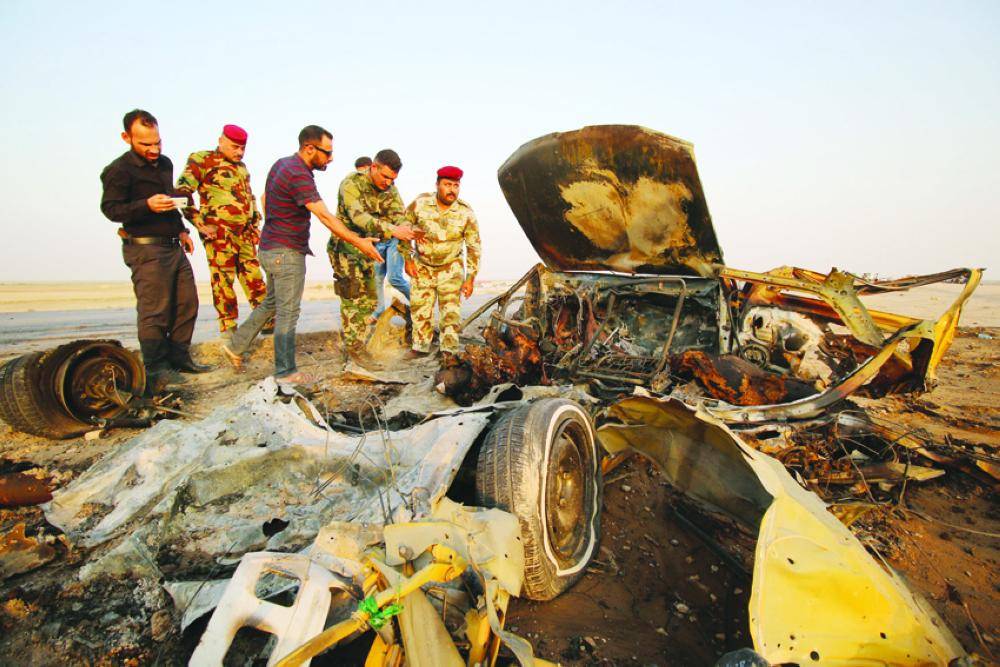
[0,524,57,579]
[598,395,968,665]
[190,499,541,666]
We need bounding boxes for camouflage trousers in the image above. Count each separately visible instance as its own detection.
[411,259,464,353]
[202,223,267,333]
[328,245,377,346]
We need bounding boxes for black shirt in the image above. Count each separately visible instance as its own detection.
[100,150,186,238]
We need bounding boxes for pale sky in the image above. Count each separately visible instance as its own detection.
[0,1,997,283]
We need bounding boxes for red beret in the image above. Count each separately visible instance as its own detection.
[437,165,463,181]
[222,124,248,145]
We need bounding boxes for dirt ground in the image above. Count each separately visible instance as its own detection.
[0,325,998,665]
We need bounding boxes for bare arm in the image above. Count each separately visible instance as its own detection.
[305,199,384,263]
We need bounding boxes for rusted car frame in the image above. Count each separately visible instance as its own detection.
[453,125,981,413]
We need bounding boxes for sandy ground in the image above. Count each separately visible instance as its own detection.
[0,286,997,665]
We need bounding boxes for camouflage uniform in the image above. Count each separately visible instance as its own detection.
[176,150,266,333]
[329,171,407,346]
[400,194,481,353]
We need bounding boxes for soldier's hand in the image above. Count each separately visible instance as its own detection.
[391,224,423,242]
[147,194,175,213]
[200,223,218,240]
[461,278,474,299]
[358,237,385,263]
[404,259,417,278]
[179,232,195,254]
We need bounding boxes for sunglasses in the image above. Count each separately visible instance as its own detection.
[309,144,332,157]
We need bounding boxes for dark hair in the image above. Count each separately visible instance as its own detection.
[374,149,402,172]
[354,156,372,169]
[123,109,157,132]
[298,125,332,148]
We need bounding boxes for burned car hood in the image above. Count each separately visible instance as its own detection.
[498,125,724,277]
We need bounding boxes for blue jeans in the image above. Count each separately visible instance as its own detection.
[373,238,411,316]
[230,247,306,378]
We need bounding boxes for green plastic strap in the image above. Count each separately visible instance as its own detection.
[357,595,403,630]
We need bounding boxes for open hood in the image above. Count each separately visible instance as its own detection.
[498,125,724,277]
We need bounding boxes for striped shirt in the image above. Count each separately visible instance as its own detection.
[259,154,321,254]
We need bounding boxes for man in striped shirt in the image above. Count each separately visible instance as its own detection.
[221,125,383,386]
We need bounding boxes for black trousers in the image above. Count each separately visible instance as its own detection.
[122,243,199,371]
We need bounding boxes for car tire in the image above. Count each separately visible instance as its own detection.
[476,398,602,600]
[0,341,141,440]
[0,352,57,438]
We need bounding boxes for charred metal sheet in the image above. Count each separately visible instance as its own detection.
[544,270,721,385]
[0,523,57,580]
[723,267,885,347]
[454,265,725,393]
[596,396,967,665]
[704,314,970,423]
[498,125,724,277]
[436,326,543,406]
[722,266,983,392]
[672,351,817,406]
[0,472,53,508]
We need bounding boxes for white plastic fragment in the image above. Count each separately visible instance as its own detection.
[188,552,348,667]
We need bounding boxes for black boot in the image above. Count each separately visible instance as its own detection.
[168,343,213,374]
[145,365,188,396]
[170,355,213,373]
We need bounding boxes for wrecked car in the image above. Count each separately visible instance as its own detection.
[11,125,982,666]
[442,124,981,420]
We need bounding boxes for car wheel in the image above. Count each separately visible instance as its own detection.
[0,352,60,438]
[0,342,144,440]
[476,398,602,600]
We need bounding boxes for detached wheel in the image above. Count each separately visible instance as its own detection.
[0,353,48,436]
[476,398,601,600]
[0,341,144,439]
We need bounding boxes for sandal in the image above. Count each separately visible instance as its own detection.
[276,371,317,387]
[220,344,244,372]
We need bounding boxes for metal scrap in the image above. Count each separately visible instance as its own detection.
[498,125,724,277]
[190,498,552,667]
[0,471,52,508]
[596,395,968,665]
[671,350,817,406]
[0,523,57,579]
[436,325,543,406]
[451,261,982,421]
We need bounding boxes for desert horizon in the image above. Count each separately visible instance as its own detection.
[0,279,997,327]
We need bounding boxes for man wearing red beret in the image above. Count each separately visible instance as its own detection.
[400,165,481,359]
[176,124,269,342]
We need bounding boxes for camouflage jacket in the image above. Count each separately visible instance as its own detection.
[331,171,406,261]
[401,193,480,278]
[176,150,259,228]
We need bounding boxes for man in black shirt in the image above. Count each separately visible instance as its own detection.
[100,109,210,391]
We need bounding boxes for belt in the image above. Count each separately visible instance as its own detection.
[122,236,181,246]
[416,255,461,268]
